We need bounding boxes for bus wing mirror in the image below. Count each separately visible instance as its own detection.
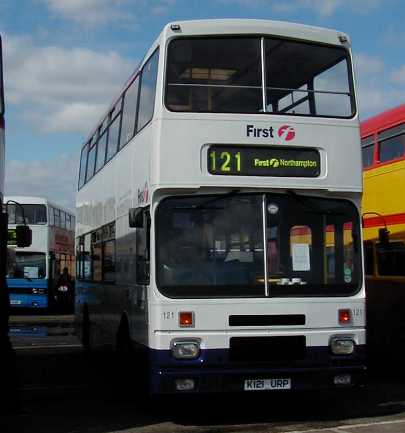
[15,225,32,247]
[129,208,144,228]
[378,227,390,247]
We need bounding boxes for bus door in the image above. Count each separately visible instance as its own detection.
[129,207,150,343]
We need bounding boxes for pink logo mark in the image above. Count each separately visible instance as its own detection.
[278,125,295,141]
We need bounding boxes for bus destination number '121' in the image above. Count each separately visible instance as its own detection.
[207,145,321,177]
[208,149,241,174]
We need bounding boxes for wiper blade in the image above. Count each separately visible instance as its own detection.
[195,189,240,209]
[286,190,339,215]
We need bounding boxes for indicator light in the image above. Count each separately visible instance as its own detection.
[179,311,194,327]
[339,309,352,325]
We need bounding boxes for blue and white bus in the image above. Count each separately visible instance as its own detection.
[75,19,366,394]
[6,196,75,309]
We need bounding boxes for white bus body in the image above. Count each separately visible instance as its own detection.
[76,19,366,394]
[6,196,75,309]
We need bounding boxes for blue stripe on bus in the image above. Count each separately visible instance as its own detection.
[9,294,48,308]
[8,279,49,308]
[147,345,366,393]
[7,279,48,288]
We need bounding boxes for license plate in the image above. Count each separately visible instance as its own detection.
[244,378,291,391]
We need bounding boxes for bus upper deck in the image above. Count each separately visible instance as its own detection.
[77,19,361,214]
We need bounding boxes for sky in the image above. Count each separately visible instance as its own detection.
[1,0,405,210]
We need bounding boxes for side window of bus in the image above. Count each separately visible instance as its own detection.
[49,207,54,226]
[86,139,97,182]
[66,214,71,230]
[106,102,122,162]
[76,240,82,279]
[96,123,108,173]
[84,233,92,280]
[120,77,139,149]
[107,100,122,161]
[361,136,374,168]
[137,49,159,132]
[54,208,61,227]
[378,125,405,163]
[78,145,88,189]
[92,230,103,282]
[87,223,116,283]
[103,239,115,282]
[60,211,66,229]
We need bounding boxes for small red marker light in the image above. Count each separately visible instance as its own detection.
[339,309,351,325]
[179,311,194,327]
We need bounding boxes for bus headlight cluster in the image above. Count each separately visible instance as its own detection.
[330,336,355,355]
[171,339,201,360]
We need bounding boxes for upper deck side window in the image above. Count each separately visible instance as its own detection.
[137,48,160,131]
[361,135,374,168]
[165,36,355,118]
[86,139,97,182]
[378,123,405,164]
[120,77,140,150]
[78,48,160,191]
[78,145,88,189]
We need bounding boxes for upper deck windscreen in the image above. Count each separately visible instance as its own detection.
[166,36,355,118]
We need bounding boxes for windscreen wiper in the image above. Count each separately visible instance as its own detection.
[195,189,240,209]
[286,190,339,215]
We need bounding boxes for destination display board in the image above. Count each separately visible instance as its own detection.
[7,229,17,246]
[208,145,320,177]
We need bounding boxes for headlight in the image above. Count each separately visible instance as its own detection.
[330,336,355,355]
[171,339,201,360]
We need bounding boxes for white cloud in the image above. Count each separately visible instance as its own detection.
[3,34,134,133]
[5,154,78,211]
[354,53,405,119]
[43,0,131,26]
[220,0,384,17]
[354,53,390,117]
[42,0,175,25]
[390,66,405,85]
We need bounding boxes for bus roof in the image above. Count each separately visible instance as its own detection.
[162,19,349,44]
[361,103,405,138]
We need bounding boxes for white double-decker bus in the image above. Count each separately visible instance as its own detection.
[6,196,75,309]
[76,19,365,394]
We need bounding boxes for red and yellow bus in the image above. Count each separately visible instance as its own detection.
[361,103,405,353]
